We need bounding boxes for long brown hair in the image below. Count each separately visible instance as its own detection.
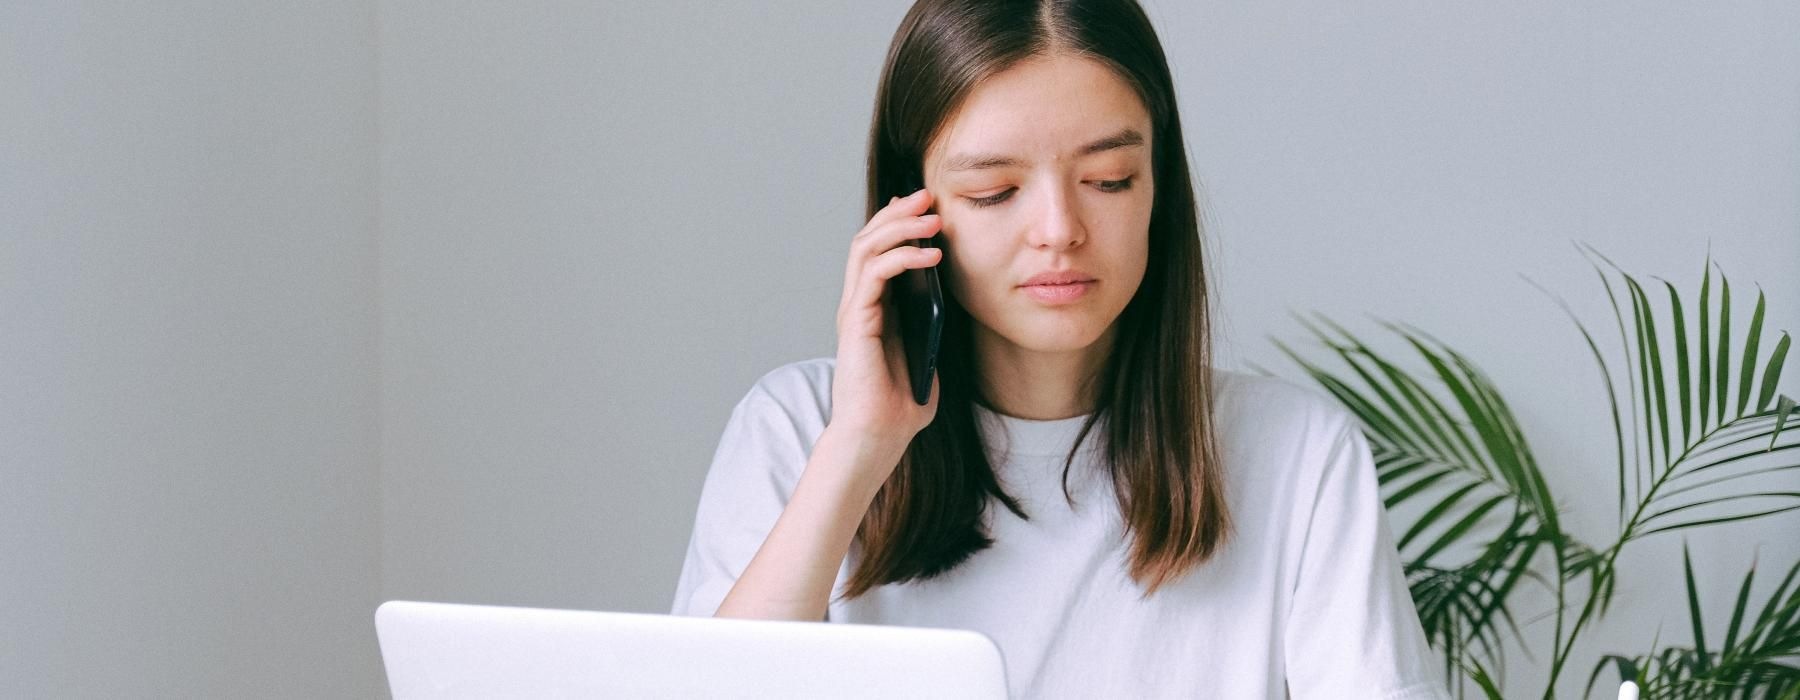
[842,0,1229,601]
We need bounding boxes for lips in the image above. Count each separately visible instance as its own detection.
[1021,280,1094,304]
[1020,269,1097,287]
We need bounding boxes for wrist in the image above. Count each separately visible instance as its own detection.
[812,425,907,500]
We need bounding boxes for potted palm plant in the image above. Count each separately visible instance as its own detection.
[1265,244,1798,698]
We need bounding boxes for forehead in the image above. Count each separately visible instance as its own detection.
[926,53,1152,169]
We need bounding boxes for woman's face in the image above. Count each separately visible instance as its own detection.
[922,53,1154,361]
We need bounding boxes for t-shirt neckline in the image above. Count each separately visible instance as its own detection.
[972,402,1106,458]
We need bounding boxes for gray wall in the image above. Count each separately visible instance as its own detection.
[376,2,1799,698]
[1,2,382,698]
[375,0,904,618]
[6,1,1797,697]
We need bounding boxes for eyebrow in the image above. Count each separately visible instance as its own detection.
[942,127,1146,172]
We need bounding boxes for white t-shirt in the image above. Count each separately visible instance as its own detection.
[671,357,1449,699]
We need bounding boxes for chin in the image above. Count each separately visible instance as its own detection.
[999,321,1108,353]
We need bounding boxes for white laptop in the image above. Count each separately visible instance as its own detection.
[374,600,1010,699]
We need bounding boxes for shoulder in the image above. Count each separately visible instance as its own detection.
[735,356,836,436]
[752,355,835,393]
[747,356,835,408]
[1209,366,1359,441]
[1206,367,1369,503]
[702,357,837,485]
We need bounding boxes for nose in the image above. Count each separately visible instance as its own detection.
[1025,181,1085,251]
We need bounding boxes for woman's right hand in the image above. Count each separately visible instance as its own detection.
[828,186,945,469]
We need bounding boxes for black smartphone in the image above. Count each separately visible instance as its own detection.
[893,175,945,406]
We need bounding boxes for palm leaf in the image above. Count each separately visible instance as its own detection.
[1759,333,1792,414]
[1685,544,1711,673]
[1523,271,1631,526]
[1699,251,1714,434]
[1580,243,1650,505]
[1612,557,1800,698]
[1272,312,1555,690]
[1666,278,1694,448]
[1739,289,1767,418]
[1577,245,1800,542]
[1584,655,1640,699]
[1275,244,1798,697]
[1461,657,1507,700]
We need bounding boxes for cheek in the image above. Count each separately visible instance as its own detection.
[940,237,1004,304]
[1121,237,1151,288]
[939,244,981,300]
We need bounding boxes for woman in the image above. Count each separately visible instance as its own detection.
[672,1,1447,697]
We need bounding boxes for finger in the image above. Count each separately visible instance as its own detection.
[839,243,939,333]
[851,213,939,265]
[842,214,941,304]
[855,188,935,241]
[842,244,942,334]
[852,245,942,319]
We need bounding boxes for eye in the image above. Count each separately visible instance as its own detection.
[1095,176,1134,193]
[963,177,1135,209]
[966,189,1014,208]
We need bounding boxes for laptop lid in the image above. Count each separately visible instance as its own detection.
[375,600,1010,699]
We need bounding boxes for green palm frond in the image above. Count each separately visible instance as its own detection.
[1592,547,1800,699]
[1271,311,1559,685]
[1408,517,1545,691]
[1271,245,1799,698]
[1461,656,1508,700]
[1584,654,1643,700]
[1273,313,1564,546]
[1566,243,1800,541]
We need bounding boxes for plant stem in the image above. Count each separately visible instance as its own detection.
[1538,412,1764,694]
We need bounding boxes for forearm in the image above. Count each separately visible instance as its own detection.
[712,426,901,621]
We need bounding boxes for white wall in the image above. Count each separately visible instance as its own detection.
[376,2,1798,698]
[1,3,383,697]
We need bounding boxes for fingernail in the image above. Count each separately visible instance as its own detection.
[908,188,926,199]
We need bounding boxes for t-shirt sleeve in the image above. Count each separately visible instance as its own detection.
[668,379,811,618]
[1283,419,1450,700]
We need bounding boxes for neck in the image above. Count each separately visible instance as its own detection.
[973,322,1116,421]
